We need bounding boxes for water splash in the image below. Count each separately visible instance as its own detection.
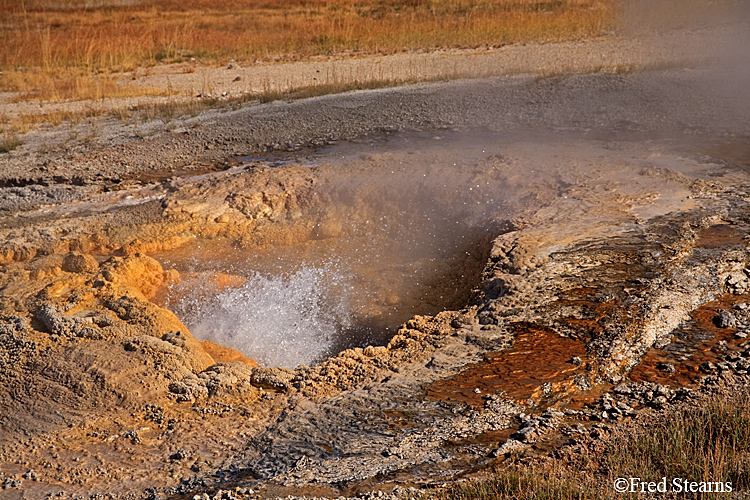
[167,262,353,368]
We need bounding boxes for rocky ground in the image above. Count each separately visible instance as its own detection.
[2,14,750,500]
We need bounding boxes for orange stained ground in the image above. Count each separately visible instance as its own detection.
[629,293,750,387]
[426,323,589,408]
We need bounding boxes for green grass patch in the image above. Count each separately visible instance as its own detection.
[0,133,23,153]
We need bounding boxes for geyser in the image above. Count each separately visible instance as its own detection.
[152,128,726,370]
[152,130,531,368]
[163,261,353,368]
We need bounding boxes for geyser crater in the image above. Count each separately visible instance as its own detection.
[151,131,529,368]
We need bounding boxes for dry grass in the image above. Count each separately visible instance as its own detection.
[0,0,613,101]
[605,392,750,493]
[426,464,597,500]
[0,0,614,134]
[4,71,174,103]
[4,107,100,133]
[0,132,23,153]
[0,0,616,133]
[417,389,750,499]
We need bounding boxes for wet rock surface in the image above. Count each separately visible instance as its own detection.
[1,58,750,499]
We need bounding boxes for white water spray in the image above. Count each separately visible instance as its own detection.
[167,263,354,368]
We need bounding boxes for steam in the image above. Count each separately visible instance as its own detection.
[155,142,515,369]
[618,0,750,136]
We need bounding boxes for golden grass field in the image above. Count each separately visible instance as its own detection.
[0,0,613,102]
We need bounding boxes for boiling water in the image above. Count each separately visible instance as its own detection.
[153,213,497,368]
[152,129,728,369]
[152,131,523,368]
[162,259,354,368]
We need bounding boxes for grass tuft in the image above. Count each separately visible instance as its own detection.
[430,466,597,500]
[606,393,750,492]
[0,133,23,153]
[3,69,175,103]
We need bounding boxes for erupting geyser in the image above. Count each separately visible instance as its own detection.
[164,262,353,368]
[153,131,530,367]
[152,128,739,371]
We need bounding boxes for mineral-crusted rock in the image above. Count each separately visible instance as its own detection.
[715,309,737,328]
[61,252,99,273]
[169,362,262,401]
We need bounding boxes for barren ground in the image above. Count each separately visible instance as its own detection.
[1,16,750,500]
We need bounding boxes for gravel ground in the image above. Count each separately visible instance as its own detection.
[2,63,750,205]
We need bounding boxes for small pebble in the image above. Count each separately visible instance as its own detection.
[715,310,737,328]
[657,362,675,373]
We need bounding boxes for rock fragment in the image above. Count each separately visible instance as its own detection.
[715,310,737,328]
[61,251,99,273]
